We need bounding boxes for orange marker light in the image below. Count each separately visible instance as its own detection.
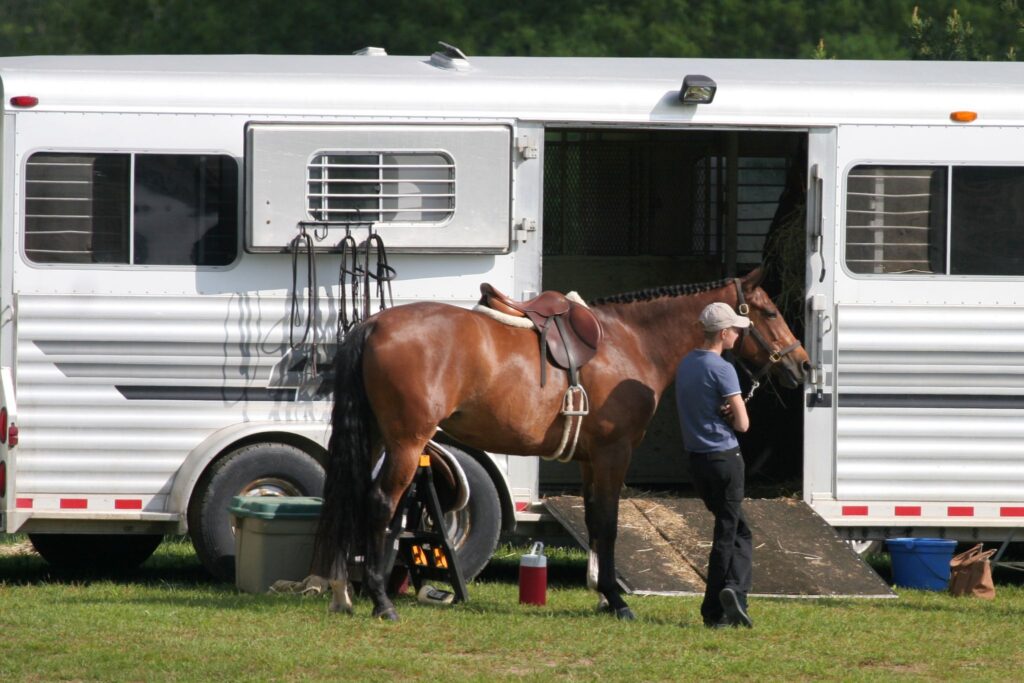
[950,111,978,123]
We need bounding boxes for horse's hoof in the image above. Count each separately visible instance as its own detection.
[595,596,611,613]
[328,580,353,615]
[373,607,400,622]
[615,606,636,621]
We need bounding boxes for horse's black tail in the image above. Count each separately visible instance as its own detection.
[312,320,376,578]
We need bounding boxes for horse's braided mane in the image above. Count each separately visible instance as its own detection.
[590,277,733,305]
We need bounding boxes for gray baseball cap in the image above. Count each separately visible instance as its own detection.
[699,302,751,331]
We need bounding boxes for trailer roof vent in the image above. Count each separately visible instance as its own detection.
[429,41,471,72]
[354,46,388,57]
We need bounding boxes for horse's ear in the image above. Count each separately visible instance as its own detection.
[742,265,766,289]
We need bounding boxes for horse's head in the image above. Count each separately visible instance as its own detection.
[733,267,810,390]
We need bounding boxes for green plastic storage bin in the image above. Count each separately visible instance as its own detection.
[229,496,323,594]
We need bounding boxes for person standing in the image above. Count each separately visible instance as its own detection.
[675,301,754,629]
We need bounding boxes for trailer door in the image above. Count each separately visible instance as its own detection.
[821,123,1024,524]
[803,128,838,508]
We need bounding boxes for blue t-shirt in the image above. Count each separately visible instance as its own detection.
[675,349,742,453]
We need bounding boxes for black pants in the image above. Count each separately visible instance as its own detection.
[689,447,753,623]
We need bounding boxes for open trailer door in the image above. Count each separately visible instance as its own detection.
[0,366,19,531]
[812,123,1024,529]
[803,127,838,511]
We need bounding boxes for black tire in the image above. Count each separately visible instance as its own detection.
[29,533,163,571]
[187,442,324,582]
[432,447,502,581]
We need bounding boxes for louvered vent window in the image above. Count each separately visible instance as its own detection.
[25,154,131,263]
[845,165,947,274]
[307,152,455,225]
[25,152,238,266]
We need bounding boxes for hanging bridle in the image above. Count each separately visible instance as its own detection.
[732,279,802,403]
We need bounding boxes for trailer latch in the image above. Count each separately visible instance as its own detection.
[515,218,537,243]
[516,135,538,160]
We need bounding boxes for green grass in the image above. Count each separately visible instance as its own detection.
[2,535,1023,681]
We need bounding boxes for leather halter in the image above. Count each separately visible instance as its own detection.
[732,278,801,402]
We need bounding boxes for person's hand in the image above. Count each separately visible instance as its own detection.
[720,402,733,419]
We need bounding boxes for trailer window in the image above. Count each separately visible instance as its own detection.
[845,166,947,275]
[949,167,1024,275]
[24,152,238,266]
[846,164,1024,276]
[306,151,455,225]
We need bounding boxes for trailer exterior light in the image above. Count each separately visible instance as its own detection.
[680,75,717,104]
[9,95,39,108]
[950,111,977,123]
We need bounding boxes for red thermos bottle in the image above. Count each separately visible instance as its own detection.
[519,541,547,605]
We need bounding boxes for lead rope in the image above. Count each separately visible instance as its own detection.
[366,231,395,313]
[289,228,319,375]
[337,229,395,344]
[336,232,359,340]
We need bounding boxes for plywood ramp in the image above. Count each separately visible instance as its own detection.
[544,496,894,598]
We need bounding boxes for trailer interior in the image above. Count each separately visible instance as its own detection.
[540,128,807,490]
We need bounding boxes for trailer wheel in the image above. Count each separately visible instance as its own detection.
[848,540,882,556]
[28,533,163,571]
[424,446,501,581]
[187,442,324,582]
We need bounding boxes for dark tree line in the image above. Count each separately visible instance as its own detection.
[1,1,1021,59]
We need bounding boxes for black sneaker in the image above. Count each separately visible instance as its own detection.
[719,588,753,628]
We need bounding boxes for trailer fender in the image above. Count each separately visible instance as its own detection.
[432,433,516,533]
[168,421,329,533]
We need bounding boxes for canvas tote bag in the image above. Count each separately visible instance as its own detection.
[948,543,996,599]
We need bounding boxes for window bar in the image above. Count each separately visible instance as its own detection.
[871,174,885,274]
[320,154,329,222]
[374,152,383,225]
[129,153,136,265]
[946,165,953,275]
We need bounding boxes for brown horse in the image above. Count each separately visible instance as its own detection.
[314,267,809,620]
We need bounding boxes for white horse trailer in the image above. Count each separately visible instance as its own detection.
[0,52,545,578]
[1,51,1023,576]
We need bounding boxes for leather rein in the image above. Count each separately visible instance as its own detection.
[731,278,801,403]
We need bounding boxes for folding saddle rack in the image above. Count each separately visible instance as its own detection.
[382,454,468,603]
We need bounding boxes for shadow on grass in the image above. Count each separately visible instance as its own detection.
[0,536,221,589]
[477,552,588,589]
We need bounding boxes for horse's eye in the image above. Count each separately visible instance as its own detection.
[765,311,779,319]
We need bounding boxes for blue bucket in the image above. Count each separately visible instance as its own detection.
[886,538,957,590]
